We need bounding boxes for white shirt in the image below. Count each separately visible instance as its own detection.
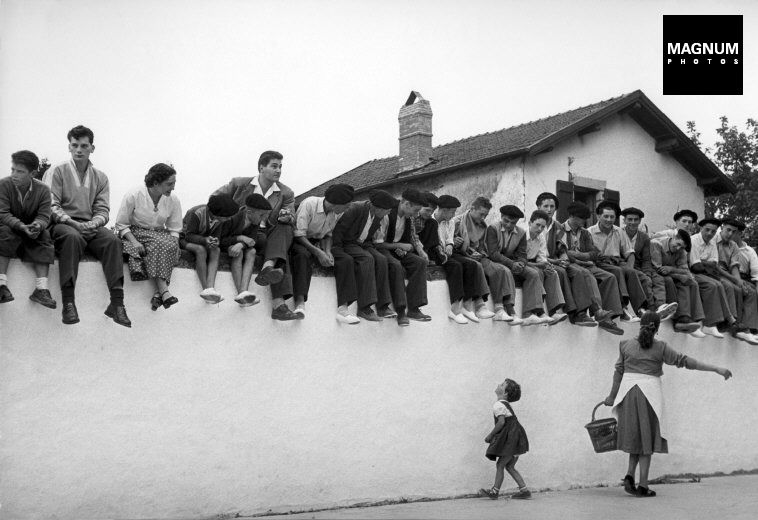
[294,196,339,239]
[689,232,719,265]
[115,186,183,237]
[492,401,513,418]
[435,215,455,247]
[248,175,280,200]
[738,243,758,282]
[374,214,405,244]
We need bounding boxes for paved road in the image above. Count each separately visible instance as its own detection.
[251,474,758,520]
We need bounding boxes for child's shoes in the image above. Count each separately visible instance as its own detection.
[478,487,499,500]
[511,488,532,499]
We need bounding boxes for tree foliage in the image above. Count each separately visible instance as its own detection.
[687,117,758,246]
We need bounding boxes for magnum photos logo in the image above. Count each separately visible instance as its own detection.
[663,15,743,95]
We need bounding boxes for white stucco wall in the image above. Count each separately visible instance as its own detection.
[525,113,706,231]
[1,261,756,520]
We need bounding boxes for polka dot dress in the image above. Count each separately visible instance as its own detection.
[121,226,180,283]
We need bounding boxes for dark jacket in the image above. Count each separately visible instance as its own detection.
[331,201,373,250]
[213,176,295,228]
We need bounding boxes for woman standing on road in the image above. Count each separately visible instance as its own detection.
[604,311,732,497]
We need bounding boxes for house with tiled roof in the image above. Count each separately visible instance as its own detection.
[297,90,735,231]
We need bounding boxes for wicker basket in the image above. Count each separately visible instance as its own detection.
[584,401,618,453]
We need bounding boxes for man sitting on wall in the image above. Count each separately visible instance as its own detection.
[733,222,758,336]
[652,209,698,239]
[621,207,678,321]
[330,189,396,324]
[561,201,623,335]
[716,219,758,344]
[688,217,740,339]
[0,150,57,309]
[650,230,705,336]
[291,184,355,317]
[486,205,564,325]
[430,194,492,323]
[373,188,431,325]
[213,150,298,321]
[588,200,650,322]
[453,197,518,323]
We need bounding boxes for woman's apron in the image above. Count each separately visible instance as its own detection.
[611,372,666,439]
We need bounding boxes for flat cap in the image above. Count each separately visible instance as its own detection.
[499,205,524,219]
[437,195,461,209]
[567,201,591,219]
[244,193,272,210]
[207,193,240,217]
[324,184,355,205]
[595,200,621,216]
[369,189,399,209]
[621,207,645,219]
[673,209,698,222]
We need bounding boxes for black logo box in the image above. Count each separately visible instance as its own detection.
[663,15,743,95]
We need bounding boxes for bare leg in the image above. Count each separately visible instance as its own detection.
[241,248,256,291]
[185,244,209,288]
[155,277,170,297]
[494,456,509,490]
[207,247,220,288]
[505,456,526,489]
[230,254,244,293]
[638,454,652,488]
[627,453,640,479]
[33,262,50,277]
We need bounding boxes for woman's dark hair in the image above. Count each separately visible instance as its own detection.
[144,163,176,188]
[638,311,660,350]
[504,379,521,402]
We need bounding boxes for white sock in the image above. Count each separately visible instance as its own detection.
[0,274,7,286]
[337,305,350,316]
[35,277,48,290]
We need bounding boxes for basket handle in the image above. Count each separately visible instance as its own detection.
[591,401,606,422]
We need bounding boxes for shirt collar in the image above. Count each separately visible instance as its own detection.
[250,175,281,193]
[316,197,326,214]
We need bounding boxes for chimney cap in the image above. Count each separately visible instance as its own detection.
[404,91,426,106]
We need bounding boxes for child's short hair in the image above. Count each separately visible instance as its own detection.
[11,150,40,172]
[472,196,492,210]
[503,379,521,402]
[67,125,94,144]
[258,150,283,169]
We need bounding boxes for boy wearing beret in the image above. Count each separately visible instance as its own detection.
[291,184,355,317]
[621,207,678,321]
[453,197,518,322]
[373,188,431,325]
[330,189,396,324]
[733,223,758,337]
[213,150,298,320]
[45,125,130,327]
[561,201,624,335]
[652,209,698,240]
[588,200,650,322]
[0,151,57,308]
[717,219,758,343]
[181,193,246,304]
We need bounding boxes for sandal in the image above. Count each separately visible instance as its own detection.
[623,475,637,496]
[150,293,162,311]
[161,290,179,309]
[636,486,656,497]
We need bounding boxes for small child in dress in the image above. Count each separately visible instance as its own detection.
[479,378,531,500]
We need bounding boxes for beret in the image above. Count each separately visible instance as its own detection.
[207,194,240,217]
[421,191,440,208]
[567,201,591,219]
[535,192,559,209]
[401,188,426,206]
[720,217,746,231]
[499,205,524,219]
[673,209,698,222]
[621,207,645,219]
[324,184,355,205]
[676,228,692,252]
[244,193,272,210]
[369,189,399,209]
[595,200,621,216]
[698,217,722,228]
[437,195,461,209]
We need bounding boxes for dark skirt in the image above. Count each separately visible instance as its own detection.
[486,416,529,461]
[617,385,668,455]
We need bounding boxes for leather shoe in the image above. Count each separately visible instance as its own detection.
[29,288,57,309]
[255,265,284,286]
[357,307,382,321]
[396,308,410,327]
[407,308,431,321]
[62,301,80,324]
[105,304,132,328]
[271,304,298,321]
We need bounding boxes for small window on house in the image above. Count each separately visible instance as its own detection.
[556,180,620,226]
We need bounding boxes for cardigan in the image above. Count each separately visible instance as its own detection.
[0,177,51,231]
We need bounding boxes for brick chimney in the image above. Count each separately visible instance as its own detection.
[398,91,433,172]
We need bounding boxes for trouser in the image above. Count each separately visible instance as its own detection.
[586,264,623,317]
[636,270,657,307]
[480,257,514,305]
[253,223,294,299]
[290,240,319,302]
[655,273,704,321]
[509,264,546,316]
[440,254,488,304]
[0,224,55,264]
[51,224,124,292]
[377,249,428,310]
[331,244,377,308]
[552,265,577,313]
[597,263,649,312]
[565,263,601,313]
[538,268,566,314]
[721,278,758,329]
[693,273,733,326]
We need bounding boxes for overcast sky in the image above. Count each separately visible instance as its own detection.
[1,0,755,213]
